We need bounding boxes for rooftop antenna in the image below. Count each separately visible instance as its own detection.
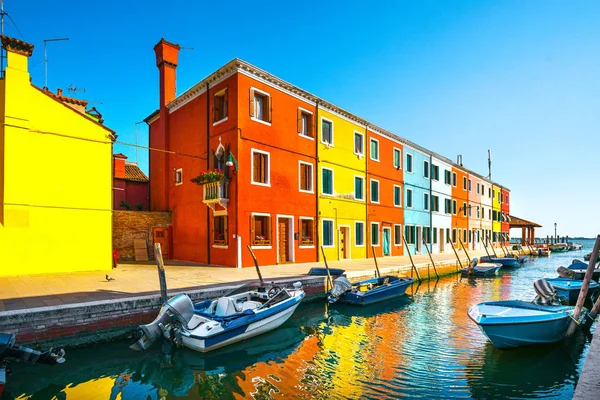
[67,83,86,96]
[487,149,492,180]
[43,37,69,90]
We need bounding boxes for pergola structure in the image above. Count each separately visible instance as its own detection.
[508,215,542,245]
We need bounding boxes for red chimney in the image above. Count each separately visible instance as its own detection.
[57,88,63,97]
[113,153,127,179]
[153,38,180,107]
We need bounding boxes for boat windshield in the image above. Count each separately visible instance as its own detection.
[223,280,267,297]
[260,288,292,309]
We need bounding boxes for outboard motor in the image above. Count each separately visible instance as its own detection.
[533,279,560,305]
[0,332,65,396]
[130,294,195,351]
[327,277,352,303]
[557,266,575,279]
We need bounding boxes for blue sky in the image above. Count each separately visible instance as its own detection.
[9,0,600,237]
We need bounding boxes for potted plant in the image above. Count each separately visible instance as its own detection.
[191,169,225,185]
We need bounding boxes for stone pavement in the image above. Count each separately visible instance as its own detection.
[0,249,490,312]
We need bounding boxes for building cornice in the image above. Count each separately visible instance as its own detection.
[1,35,33,57]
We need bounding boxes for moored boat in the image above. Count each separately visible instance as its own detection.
[461,258,501,277]
[584,253,600,263]
[549,243,569,252]
[545,277,599,304]
[569,243,583,251]
[468,300,575,349]
[566,260,600,281]
[130,280,305,353]
[480,255,521,268]
[538,247,551,257]
[328,275,414,305]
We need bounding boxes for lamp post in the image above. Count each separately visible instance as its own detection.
[554,223,557,244]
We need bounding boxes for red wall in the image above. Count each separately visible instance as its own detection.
[501,188,510,233]
[366,130,404,258]
[113,179,149,211]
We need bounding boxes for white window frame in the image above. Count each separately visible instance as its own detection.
[298,107,314,140]
[371,222,380,247]
[322,218,335,248]
[452,172,457,187]
[354,221,365,247]
[406,153,413,174]
[175,168,183,186]
[423,160,430,179]
[468,179,472,192]
[250,86,271,126]
[354,175,365,201]
[353,131,364,157]
[298,161,314,194]
[321,167,334,196]
[370,178,380,204]
[393,147,402,169]
[394,224,402,246]
[463,176,467,190]
[212,88,228,126]
[299,216,315,249]
[369,137,380,162]
[250,212,272,249]
[424,192,430,211]
[393,184,402,207]
[250,148,271,187]
[453,199,457,215]
[432,195,439,213]
[406,188,413,208]
[320,116,334,147]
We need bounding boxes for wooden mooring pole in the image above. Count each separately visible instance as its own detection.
[458,237,471,264]
[371,247,382,278]
[247,245,265,286]
[320,246,333,291]
[448,236,464,271]
[154,243,168,303]
[567,235,600,336]
[403,236,422,282]
[422,233,439,279]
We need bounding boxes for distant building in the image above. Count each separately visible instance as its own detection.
[113,153,149,211]
[0,35,115,276]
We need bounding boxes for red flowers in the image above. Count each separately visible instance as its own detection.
[191,169,224,185]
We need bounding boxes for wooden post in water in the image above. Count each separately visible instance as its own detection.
[422,232,439,279]
[154,243,168,303]
[320,246,333,291]
[487,236,498,258]
[482,236,492,259]
[458,237,471,264]
[247,245,265,286]
[566,235,600,336]
[403,236,422,281]
[448,236,464,271]
[371,247,381,279]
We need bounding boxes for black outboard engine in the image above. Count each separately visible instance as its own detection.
[0,332,65,396]
[533,279,561,305]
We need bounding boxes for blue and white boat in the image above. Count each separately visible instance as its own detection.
[130,281,305,353]
[545,277,599,304]
[468,300,575,349]
[328,275,414,306]
[461,258,502,277]
[480,255,521,268]
[568,260,600,281]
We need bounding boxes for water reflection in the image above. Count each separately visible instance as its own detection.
[4,240,596,399]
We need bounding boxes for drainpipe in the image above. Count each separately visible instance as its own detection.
[315,100,320,261]
[206,82,211,265]
[365,124,369,259]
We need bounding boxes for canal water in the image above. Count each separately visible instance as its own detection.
[4,240,597,399]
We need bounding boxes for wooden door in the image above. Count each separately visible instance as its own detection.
[340,227,348,259]
[278,218,290,264]
[153,227,170,260]
[440,229,445,252]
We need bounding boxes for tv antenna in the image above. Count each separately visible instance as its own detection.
[43,37,69,90]
[487,149,492,180]
[68,83,86,96]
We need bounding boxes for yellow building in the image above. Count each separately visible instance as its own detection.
[492,185,502,244]
[0,36,115,276]
[317,107,367,261]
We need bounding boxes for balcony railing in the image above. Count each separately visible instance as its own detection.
[203,180,229,211]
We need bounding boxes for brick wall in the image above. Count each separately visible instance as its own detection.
[113,210,171,261]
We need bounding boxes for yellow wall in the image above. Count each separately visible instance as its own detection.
[492,185,501,234]
[317,109,367,261]
[0,50,113,276]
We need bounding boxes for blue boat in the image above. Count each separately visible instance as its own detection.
[461,258,502,277]
[468,300,575,349]
[328,275,414,306]
[567,260,600,281]
[307,267,345,276]
[480,255,521,268]
[545,277,599,304]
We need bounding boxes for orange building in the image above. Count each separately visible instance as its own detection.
[366,129,404,257]
[451,166,470,252]
[147,39,317,267]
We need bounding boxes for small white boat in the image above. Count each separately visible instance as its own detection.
[131,281,305,353]
[549,243,569,252]
[569,243,583,251]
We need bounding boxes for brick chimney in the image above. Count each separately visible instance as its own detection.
[153,38,180,107]
[113,153,127,179]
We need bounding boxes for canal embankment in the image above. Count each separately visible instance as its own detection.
[0,249,495,348]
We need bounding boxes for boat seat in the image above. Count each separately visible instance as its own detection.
[241,300,262,311]
[215,297,239,317]
[187,314,206,330]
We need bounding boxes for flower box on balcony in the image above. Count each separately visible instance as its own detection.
[191,169,225,185]
[301,237,314,246]
[253,239,271,246]
[213,239,226,246]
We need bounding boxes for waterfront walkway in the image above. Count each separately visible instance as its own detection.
[0,249,490,312]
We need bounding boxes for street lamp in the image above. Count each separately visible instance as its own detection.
[554,223,557,243]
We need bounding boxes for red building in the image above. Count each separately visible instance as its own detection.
[501,187,510,238]
[366,129,404,258]
[113,153,149,211]
[147,39,317,267]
